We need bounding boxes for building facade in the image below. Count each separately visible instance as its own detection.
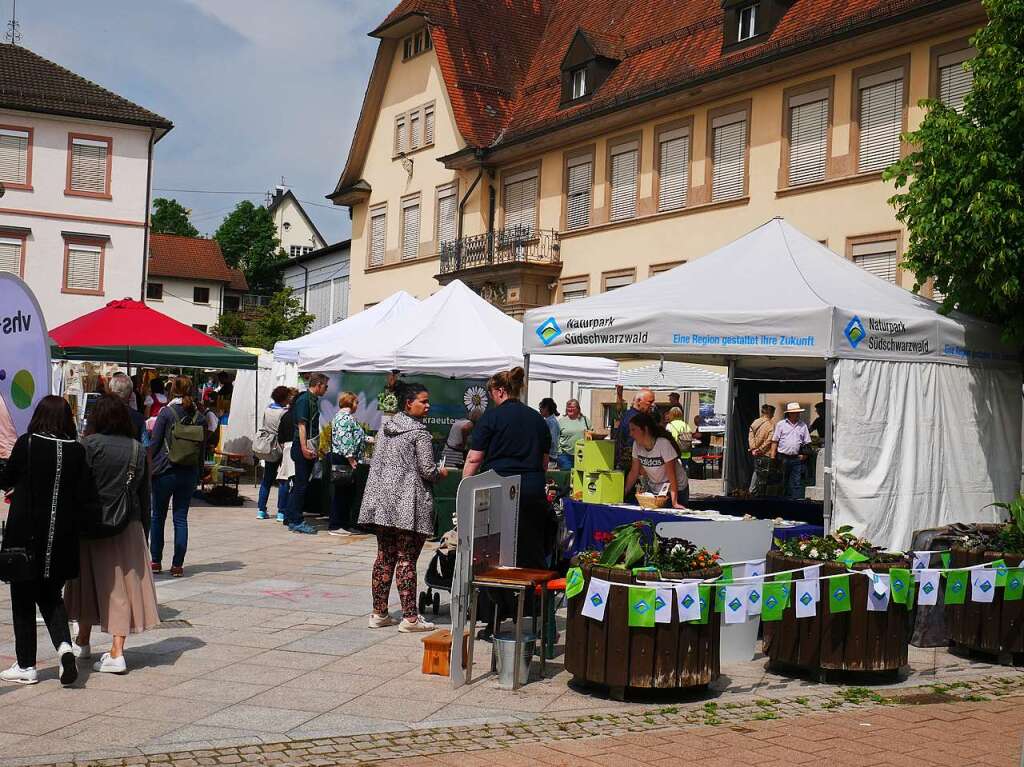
[0,44,172,328]
[281,240,351,332]
[331,0,982,317]
[146,233,247,334]
[268,186,327,259]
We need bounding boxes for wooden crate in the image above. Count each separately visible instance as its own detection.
[945,548,1023,658]
[762,552,910,675]
[420,629,468,676]
[564,564,721,697]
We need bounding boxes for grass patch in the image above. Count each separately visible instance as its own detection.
[753,711,779,721]
[793,697,809,706]
[840,687,884,704]
[754,699,776,709]
[962,694,990,702]
[658,706,678,715]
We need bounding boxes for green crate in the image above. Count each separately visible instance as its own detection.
[582,470,624,504]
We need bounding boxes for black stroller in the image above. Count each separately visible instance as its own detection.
[418,545,455,615]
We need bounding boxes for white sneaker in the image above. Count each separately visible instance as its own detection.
[327,528,352,536]
[0,663,38,685]
[57,643,77,686]
[72,642,91,659]
[398,617,436,633]
[367,613,398,628]
[92,652,127,674]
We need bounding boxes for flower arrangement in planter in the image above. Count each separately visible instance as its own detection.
[764,526,911,679]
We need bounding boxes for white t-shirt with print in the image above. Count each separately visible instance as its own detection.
[632,436,688,492]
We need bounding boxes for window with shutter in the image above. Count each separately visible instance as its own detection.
[401,197,421,261]
[0,237,23,276]
[711,112,747,202]
[68,136,110,195]
[503,169,538,235]
[649,260,684,277]
[851,240,898,283]
[424,106,435,145]
[436,183,457,247]
[565,154,592,230]
[410,113,421,150]
[64,242,103,293]
[609,143,638,221]
[938,50,973,113]
[369,207,386,267]
[603,270,635,292]
[560,278,588,302]
[857,69,904,173]
[394,117,407,155]
[0,128,30,186]
[788,89,829,186]
[657,128,689,212]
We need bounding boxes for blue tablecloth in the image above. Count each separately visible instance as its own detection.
[563,499,822,556]
[686,496,823,526]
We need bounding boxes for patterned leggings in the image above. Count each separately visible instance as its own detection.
[371,528,427,619]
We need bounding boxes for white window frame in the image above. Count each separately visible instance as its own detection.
[63,239,104,294]
[738,4,758,41]
[570,67,587,100]
[0,235,24,277]
[67,135,111,196]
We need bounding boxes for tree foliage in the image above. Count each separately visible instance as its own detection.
[214,201,283,294]
[151,198,199,238]
[213,288,313,351]
[884,0,1024,343]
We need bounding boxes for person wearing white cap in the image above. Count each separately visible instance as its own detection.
[770,403,811,500]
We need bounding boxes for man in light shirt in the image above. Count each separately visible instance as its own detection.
[770,402,811,500]
[748,404,776,493]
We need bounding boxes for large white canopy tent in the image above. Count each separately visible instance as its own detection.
[299,280,618,385]
[522,218,1022,550]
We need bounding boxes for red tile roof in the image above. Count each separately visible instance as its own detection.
[226,269,249,292]
[373,0,970,151]
[148,233,237,285]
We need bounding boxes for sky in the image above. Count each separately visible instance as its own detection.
[12,0,386,243]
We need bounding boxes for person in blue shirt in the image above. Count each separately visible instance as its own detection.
[615,388,656,471]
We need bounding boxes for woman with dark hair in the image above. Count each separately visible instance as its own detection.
[538,397,560,466]
[256,386,293,521]
[150,375,206,577]
[65,396,159,674]
[625,411,689,508]
[358,382,447,632]
[0,396,96,686]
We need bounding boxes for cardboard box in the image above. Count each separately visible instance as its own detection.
[583,470,624,504]
[574,440,615,472]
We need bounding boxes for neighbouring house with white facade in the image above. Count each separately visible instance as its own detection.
[280,240,350,332]
[0,44,172,328]
[268,186,326,259]
[146,233,247,334]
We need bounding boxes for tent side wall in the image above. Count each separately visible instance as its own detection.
[831,358,1023,551]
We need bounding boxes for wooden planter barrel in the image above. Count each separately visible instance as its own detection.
[945,548,1023,660]
[763,552,910,676]
[565,563,721,697]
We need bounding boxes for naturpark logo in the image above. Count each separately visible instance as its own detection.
[844,316,866,348]
[536,317,562,346]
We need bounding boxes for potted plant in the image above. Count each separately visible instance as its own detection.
[565,521,722,698]
[763,526,911,679]
[945,495,1024,661]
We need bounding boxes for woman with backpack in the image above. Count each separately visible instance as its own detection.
[0,396,96,686]
[66,396,159,674]
[149,375,206,577]
[255,386,292,521]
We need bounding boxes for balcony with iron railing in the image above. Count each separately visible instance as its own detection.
[438,226,560,275]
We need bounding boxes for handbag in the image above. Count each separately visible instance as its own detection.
[329,453,355,487]
[0,437,36,583]
[86,440,140,539]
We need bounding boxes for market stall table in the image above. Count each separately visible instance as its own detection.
[562,498,822,557]
[686,496,823,525]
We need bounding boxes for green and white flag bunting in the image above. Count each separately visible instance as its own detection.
[889,568,911,605]
[676,582,702,622]
[911,552,931,571]
[761,582,789,621]
[989,559,1008,588]
[724,585,748,624]
[581,579,610,621]
[715,584,728,614]
[940,551,952,569]
[971,569,996,603]
[795,579,818,619]
[564,567,584,600]
[654,588,674,624]
[828,575,852,614]
[692,584,712,625]
[867,573,890,611]
[945,570,969,605]
[1005,569,1024,601]
[746,579,764,616]
[773,571,793,583]
[917,570,940,606]
[628,587,657,628]
[838,548,869,567]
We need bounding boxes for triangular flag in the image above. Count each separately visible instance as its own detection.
[867,574,890,611]
[747,578,764,616]
[581,578,610,621]
[838,548,869,567]
[911,552,931,571]
[971,569,996,603]
[761,582,788,621]
[1005,569,1024,601]
[654,588,674,625]
[944,570,968,605]
[917,571,940,606]
[795,579,817,618]
[724,585,748,624]
[828,575,852,613]
[889,568,911,604]
[989,559,1008,588]
[628,587,657,628]
[564,567,584,600]
[675,582,701,622]
[940,551,952,569]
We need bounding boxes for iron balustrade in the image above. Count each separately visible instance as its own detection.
[439,226,560,274]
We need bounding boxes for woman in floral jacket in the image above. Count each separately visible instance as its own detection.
[358,382,447,632]
[328,392,365,536]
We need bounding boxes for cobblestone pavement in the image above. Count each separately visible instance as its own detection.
[0,485,1018,767]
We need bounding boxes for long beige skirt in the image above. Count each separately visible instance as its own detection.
[65,521,161,636]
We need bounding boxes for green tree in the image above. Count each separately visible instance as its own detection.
[884,0,1024,343]
[151,197,199,237]
[214,289,313,350]
[214,200,283,293]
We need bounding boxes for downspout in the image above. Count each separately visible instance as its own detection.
[141,127,156,300]
[298,262,309,310]
[455,151,485,270]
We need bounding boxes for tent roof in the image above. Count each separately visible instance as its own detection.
[299,280,618,385]
[523,219,1016,368]
[618,361,726,391]
[273,291,419,363]
[50,299,257,369]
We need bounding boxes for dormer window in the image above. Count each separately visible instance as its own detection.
[570,67,587,100]
[737,4,758,41]
[402,28,432,61]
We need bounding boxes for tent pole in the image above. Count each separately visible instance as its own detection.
[723,359,735,493]
[822,358,836,534]
[523,354,531,403]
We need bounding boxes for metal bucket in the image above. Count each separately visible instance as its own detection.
[493,631,536,689]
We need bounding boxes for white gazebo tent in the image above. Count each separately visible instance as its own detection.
[522,219,1022,550]
[298,280,618,386]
